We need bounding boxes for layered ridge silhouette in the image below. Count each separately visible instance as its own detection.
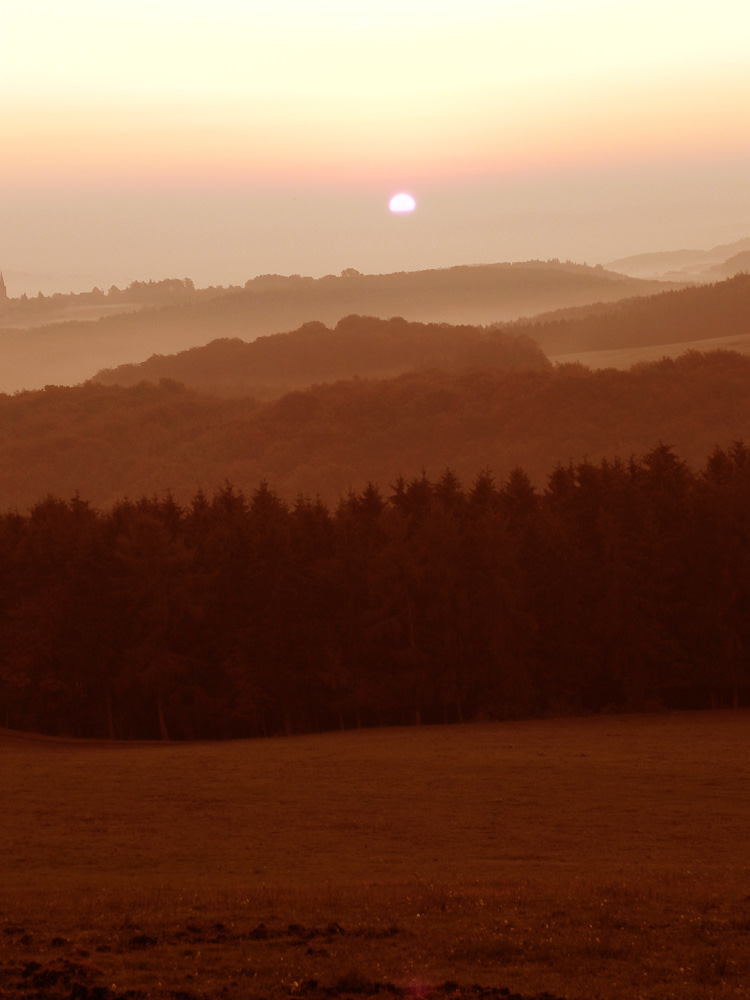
[93,314,551,398]
[0,261,680,393]
[91,274,750,394]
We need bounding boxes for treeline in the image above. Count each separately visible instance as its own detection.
[2,442,749,740]
[0,277,236,320]
[92,314,552,396]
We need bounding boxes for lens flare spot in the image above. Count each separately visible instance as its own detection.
[389,192,416,213]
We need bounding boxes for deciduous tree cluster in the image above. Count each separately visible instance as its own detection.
[5,350,750,512]
[1,442,749,740]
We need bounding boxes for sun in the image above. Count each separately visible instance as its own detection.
[389,192,416,213]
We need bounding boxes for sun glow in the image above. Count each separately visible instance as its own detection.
[389,193,416,214]
[2,0,748,191]
[1,0,749,291]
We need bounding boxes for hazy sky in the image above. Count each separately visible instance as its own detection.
[2,0,749,295]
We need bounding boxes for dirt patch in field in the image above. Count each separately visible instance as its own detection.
[3,955,567,1000]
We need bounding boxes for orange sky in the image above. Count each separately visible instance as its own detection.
[1,0,749,293]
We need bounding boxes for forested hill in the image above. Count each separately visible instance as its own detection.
[92,315,551,397]
[2,349,750,510]
[2,441,748,740]
[0,261,678,393]
[512,273,750,357]
[93,275,750,396]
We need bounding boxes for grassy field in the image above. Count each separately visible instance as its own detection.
[549,332,750,370]
[2,712,750,999]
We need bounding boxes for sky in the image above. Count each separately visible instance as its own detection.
[1,0,749,295]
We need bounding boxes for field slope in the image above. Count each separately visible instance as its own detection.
[2,713,750,999]
[3,712,748,891]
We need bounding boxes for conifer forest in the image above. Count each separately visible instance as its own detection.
[3,442,748,740]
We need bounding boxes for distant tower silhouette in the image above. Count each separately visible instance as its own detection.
[0,272,7,301]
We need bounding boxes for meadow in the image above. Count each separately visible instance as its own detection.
[2,712,750,999]
[549,330,750,370]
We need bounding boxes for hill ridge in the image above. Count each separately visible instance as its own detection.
[92,313,551,397]
[3,348,750,510]
[91,274,750,394]
[0,260,682,394]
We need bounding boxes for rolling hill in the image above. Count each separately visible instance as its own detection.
[512,273,750,358]
[606,236,750,281]
[2,349,750,511]
[91,274,750,393]
[92,314,552,398]
[0,260,679,393]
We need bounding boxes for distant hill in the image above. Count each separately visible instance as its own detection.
[0,276,236,330]
[707,250,750,279]
[90,275,750,398]
[92,314,552,397]
[506,274,750,357]
[0,260,679,393]
[3,349,750,511]
[607,237,750,281]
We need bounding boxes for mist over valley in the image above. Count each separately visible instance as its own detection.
[0,260,684,394]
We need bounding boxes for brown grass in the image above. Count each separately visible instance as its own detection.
[549,332,750,369]
[2,712,750,999]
